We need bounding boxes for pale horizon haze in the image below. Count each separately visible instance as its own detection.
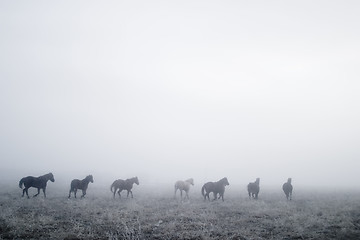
[1,1,359,191]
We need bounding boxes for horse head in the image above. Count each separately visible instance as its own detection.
[221,177,229,186]
[255,178,260,185]
[134,177,139,185]
[87,175,94,183]
[186,178,194,186]
[49,173,55,182]
[287,178,292,184]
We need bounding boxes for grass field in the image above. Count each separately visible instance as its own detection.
[1,185,360,240]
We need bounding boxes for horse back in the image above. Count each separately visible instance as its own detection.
[283,183,293,193]
[177,181,191,191]
[203,182,215,193]
[71,179,81,189]
[114,179,128,190]
[20,176,33,188]
[248,182,259,193]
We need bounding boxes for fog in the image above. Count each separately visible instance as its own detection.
[1,1,359,191]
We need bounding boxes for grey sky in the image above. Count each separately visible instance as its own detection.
[1,1,359,188]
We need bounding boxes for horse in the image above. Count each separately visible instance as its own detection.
[282,178,293,200]
[201,177,229,201]
[19,173,55,198]
[68,175,94,198]
[174,178,194,199]
[110,177,139,198]
[247,178,260,199]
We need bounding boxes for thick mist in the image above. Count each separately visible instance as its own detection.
[1,1,359,192]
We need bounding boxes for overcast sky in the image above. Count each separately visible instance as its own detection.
[1,1,359,189]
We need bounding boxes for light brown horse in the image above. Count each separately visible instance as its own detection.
[174,178,194,199]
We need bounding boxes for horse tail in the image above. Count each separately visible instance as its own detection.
[110,183,114,193]
[201,185,206,196]
[19,178,24,189]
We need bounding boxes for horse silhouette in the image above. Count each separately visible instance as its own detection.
[174,178,194,199]
[19,173,55,198]
[248,178,260,199]
[282,178,293,200]
[201,177,229,201]
[68,175,94,198]
[110,177,139,198]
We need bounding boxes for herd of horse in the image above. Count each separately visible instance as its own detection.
[18,173,293,201]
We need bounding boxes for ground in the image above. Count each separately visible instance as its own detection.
[1,186,360,239]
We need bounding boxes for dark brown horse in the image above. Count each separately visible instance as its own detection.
[19,173,55,198]
[110,177,139,198]
[247,178,260,199]
[201,177,229,201]
[174,178,194,199]
[68,175,94,198]
[282,178,293,200]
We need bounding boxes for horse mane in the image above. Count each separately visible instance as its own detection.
[127,177,139,184]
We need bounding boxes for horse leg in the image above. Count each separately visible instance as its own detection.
[113,188,116,198]
[23,188,30,198]
[206,193,210,201]
[213,193,217,201]
[180,190,183,199]
[34,188,40,197]
[174,187,177,198]
[81,190,86,198]
[74,189,77,198]
[130,190,133,198]
[42,188,46,198]
[68,189,72,198]
[289,191,292,201]
[118,190,121,198]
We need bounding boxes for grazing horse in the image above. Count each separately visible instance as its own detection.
[201,177,229,201]
[174,178,194,199]
[110,177,139,198]
[248,178,260,199]
[282,178,293,200]
[68,175,94,198]
[19,173,55,198]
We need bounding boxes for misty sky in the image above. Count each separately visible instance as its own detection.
[1,1,359,189]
